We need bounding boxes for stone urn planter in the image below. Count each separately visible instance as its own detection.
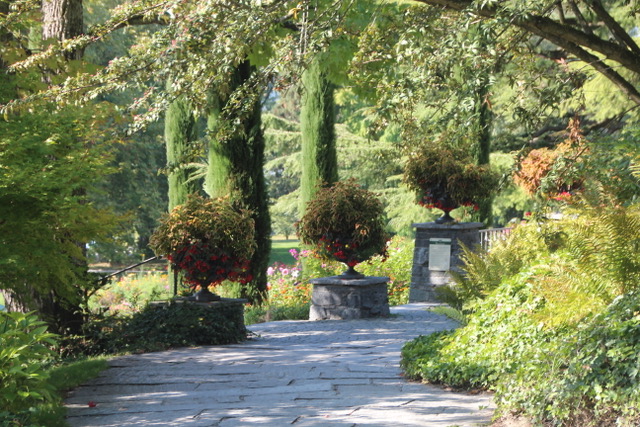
[297,180,391,320]
[149,195,255,302]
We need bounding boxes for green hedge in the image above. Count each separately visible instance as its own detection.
[83,300,247,354]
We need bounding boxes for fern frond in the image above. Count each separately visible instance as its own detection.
[565,206,640,298]
[429,305,467,325]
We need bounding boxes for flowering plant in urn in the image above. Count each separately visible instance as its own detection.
[149,195,255,301]
[403,144,498,223]
[296,180,390,279]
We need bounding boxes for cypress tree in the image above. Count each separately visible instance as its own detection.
[472,80,494,226]
[300,54,338,211]
[470,25,494,226]
[165,94,199,209]
[205,61,271,304]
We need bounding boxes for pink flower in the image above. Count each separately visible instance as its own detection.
[552,191,572,201]
[267,267,275,276]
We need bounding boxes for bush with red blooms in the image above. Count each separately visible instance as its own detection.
[296,180,390,268]
[149,195,255,288]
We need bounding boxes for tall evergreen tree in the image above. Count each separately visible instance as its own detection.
[205,61,270,304]
[472,80,494,226]
[300,54,339,210]
[165,94,199,209]
[470,25,494,226]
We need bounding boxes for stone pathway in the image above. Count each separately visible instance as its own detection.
[64,303,494,426]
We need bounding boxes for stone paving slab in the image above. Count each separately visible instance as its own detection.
[65,303,494,426]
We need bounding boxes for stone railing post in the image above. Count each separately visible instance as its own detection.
[409,222,484,302]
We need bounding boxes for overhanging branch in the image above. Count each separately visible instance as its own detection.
[411,0,640,105]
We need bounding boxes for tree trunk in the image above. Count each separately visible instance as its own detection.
[205,61,271,304]
[42,0,84,60]
[38,0,86,334]
[300,54,339,210]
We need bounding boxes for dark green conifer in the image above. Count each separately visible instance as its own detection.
[205,61,271,304]
[164,94,199,209]
[472,81,494,226]
[300,54,339,210]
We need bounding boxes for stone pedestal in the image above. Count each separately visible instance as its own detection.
[409,222,483,302]
[309,276,390,320]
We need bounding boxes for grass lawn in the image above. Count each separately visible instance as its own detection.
[270,237,299,265]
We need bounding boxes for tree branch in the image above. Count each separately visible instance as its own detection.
[108,14,169,31]
[566,0,592,35]
[541,32,640,105]
[411,0,640,104]
[586,0,640,57]
[556,1,566,24]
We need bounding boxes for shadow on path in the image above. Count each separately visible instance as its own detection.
[65,303,494,426]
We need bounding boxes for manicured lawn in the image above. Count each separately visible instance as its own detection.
[270,238,299,265]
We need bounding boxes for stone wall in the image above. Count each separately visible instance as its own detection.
[409,222,483,302]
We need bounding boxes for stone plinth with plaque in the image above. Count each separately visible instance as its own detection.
[309,276,390,320]
[409,222,483,302]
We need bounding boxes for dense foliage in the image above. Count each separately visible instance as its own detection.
[403,144,498,212]
[83,301,247,354]
[297,180,390,268]
[205,60,272,304]
[0,311,58,422]
[402,204,640,425]
[149,195,256,288]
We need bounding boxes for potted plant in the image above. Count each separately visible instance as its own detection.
[149,195,256,302]
[296,180,390,279]
[403,144,498,223]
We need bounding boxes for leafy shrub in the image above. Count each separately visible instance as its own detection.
[88,271,173,316]
[84,301,247,354]
[403,143,498,211]
[149,195,256,288]
[439,222,554,311]
[496,291,640,426]
[402,205,640,425]
[402,271,549,389]
[357,236,412,306]
[0,312,58,419]
[297,180,389,267]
